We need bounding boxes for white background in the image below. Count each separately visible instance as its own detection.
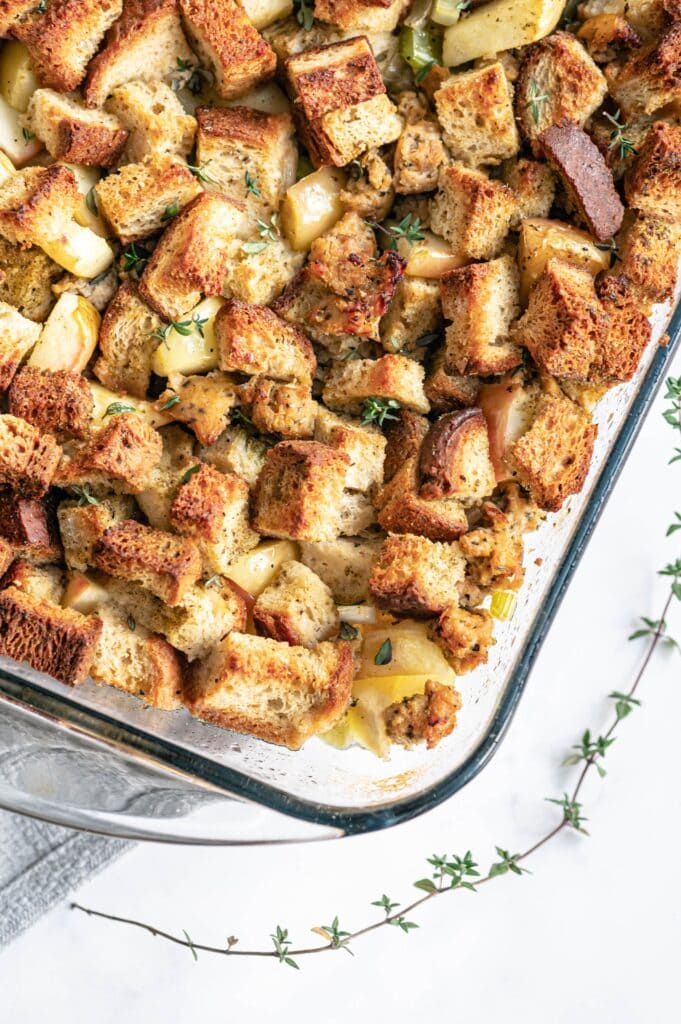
[2,352,680,1023]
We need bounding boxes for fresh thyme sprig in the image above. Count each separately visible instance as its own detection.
[122,243,149,277]
[368,214,425,251]
[361,397,401,427]
[294,0,314,31]
[245,172,261,198]
[603,109,636,161]
[187,163,219,186]
[148,313,208,343]
[526,79,549,127]
[243,214,280,254]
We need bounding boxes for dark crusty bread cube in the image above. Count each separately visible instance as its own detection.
[592,274,652,384]
[156,371,237,447]
[424,352,480,413]
[55,414,162,495]
[376,457,469,542]
[8,366,93,440]
[0,491,62,564]
[625,121,681,218]
[369,533,466,618]
[614,210,681,310]
[606,23,681,117]
[23,89,128,166]
[57,495,136,572]
[0,0,40,36]
[0,414,61,498]
[93,519,203,605]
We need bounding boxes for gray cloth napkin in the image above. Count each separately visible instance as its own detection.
[0,809,126,948]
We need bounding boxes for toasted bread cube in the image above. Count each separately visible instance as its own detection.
[55,414,162,495]
[508,392,597,512]
[458,503,524,589]
[57,494,136,571]
[425,352,480,413]
[314,406,385,494]
[222,233,305,306]
[3,558,64,601]
[376,457,469,541]
[625,121,681,218]
[0,0,38,37]
[105,79,196,162]
[339,145,393,220]
[384,679,461,749]
[140,192,247,320]
[434,62,519,167]
[0,414,60,498]
[440,256,522,376]
[90,602,183,710]
[514,258,609,381]
[299,535,380,603]
[94,283,164,399]
[179,0,276,99]
[0,537,12,576]
[136,424,196,529]
[169,463,259,574]
[14,0,123,91]
[380,277,442,360]
[246,378,317,439]
[23,89,128,166]
[252,440,349,541]
[502,158,556,228]
[8,366,92,439]
[615,210,681,310]
[539,119,624,243]
[515,31,607,154]
[607,23,681,117]
[185,631,354,747]
[382,408,428,482]
[314,0,408,30]
[195,105,296,213]
[592,274,652,383]
[0,301,40,390]
[322,354,429,415]
[0,586,101,685]
[215,299,316,384]
[84,0,195,108]
[0,238,60,322]
[431,164,516,261]
[105,574,247,660]
[418,409,496,505]
[198,424,266,487]
[253,558,338,646]
[517,216,611,302]
[369,533,466,617]
[93,518,202,605]
[95,155,202,247]
[429,605,495,675]
[393,119,447,194]
[156,371,237,447]
[0,491,61,563]
[285,37,402,166]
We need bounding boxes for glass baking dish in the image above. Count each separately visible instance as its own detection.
[0,300,679,845]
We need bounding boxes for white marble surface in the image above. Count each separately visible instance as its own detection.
[2,353,681,1023]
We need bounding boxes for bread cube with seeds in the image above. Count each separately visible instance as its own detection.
[197,424,267,488]
[434,62,519,167]
[625,121,681,219]
[369,533,466,618]
[105,79,196,162]
[93,518,202,605]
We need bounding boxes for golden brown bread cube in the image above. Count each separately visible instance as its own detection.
[136,424,195,529]
[57,495,137,572]
[440,255,522,376]
[502,158,556,228]
[298,535,381,604]
[384,679,462,750]
[185,631,354,748]
[314,406,385,494]
[251,440,349,542]
[369,533,466,618]
[55,413,162,495]
[0,164,79,248]
[198,425,267,488]
[458,502,524,590]
[179,0,276,99]
[0,491,62,564]
[8,366,93,439]
[156,372,237,447]
[606,23,681,117]
[246,379,317,439]
[23,89,128,167]
[215,300,316,385]
[94,282,163,399]
[93,519,203,605]
[625,121,681,217]
[592,274,652,384]
[382,409,429,483]
[429,606,495,675]
[314,0,408,31]
[322,354,429,415]
[614,209,681,310]
[515,31,607,155]
[376,457,469,542]
[430,164,516,261]
[95,155,202,245]
[507,392,597,512]
[418,409,496,505]
[0,301,41,391]
[105,79,197,162]
[252,559,339,647]
[0,0,39,36]
[424,353,480,414]
[0,239,61,322]
[393,120,447,194]
[0,414,60,499]
[434,62,519,167]
[379,277,442,359]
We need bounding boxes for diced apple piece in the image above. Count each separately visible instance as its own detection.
[280,166,346,252]
[323,674,434,757]
[0,150,14,186]
[443,0,565,67]
[225,540,300,597]
[28,294,100,373]
[398,230,466,279]
[359,622,455,681]
[478,378,540,480]
[518,217,610,302]
[88,382,171,430]
[239,0,293,30]
[150,296,223,376]
[41,218,114,279]
[68,163,107,238]
[0,41,38,113]
[338,603,379,625]
[62,572,110,615]
[0,93,42,165]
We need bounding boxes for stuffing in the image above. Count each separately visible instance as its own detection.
[179,0,276,100]
[507,392,597,512]
[512,259,609,381]
[139,192,247,320]
[185,631,354,748]
[434,62,519,167]
[198,424,267,488]
[376,457,469,541]
[23,89,128,167]
[169,462,260,574]
[136,424,196,529]
[606,23,681,117]
[379,277,442,360]
[515,31,607,155]
[384,679,462,749]
[156,372,237,446]
[299,535,381,603]
[195,105,297,213]
[424,353,481,413]
[245,379,317,439]
[0,0,38,37]
[502,158,556,228]
[221,233,305,306]
[284,36,402,166]
[215,299,316,384]
[0,414,60,498]
[458,503,524,590]
[382,409,429,482]
[339,147,394,220]
[314,0,408,32]
[592,274,652,383]
[418,409,496,505]
[625,121,681,218]
[0,301,41,391]
[393,119,447,194]
[54,413,162,495]
[84,0,195,108]
[369,533,466,617]
[57,494,136,571]
[429,605,495,674]
[105,79,197,162]
[440,256,522,376]
[93,518,202,605]
[614,209,681,310]
[322,354,429,415]
[93,282,163,399]
[0,492,62,564]
[8,366,93,439]
[251,440,350,542]
[252,559,339,646]
[13,0,123,92]
[314,406,385,496]
[0,239,61,322]
[430,164,516,261]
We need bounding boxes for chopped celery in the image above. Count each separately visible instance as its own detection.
[431,0,462,26]
[490,590,518,622]
[399,26,441,81]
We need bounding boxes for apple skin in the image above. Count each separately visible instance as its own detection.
[479,379,539,481]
